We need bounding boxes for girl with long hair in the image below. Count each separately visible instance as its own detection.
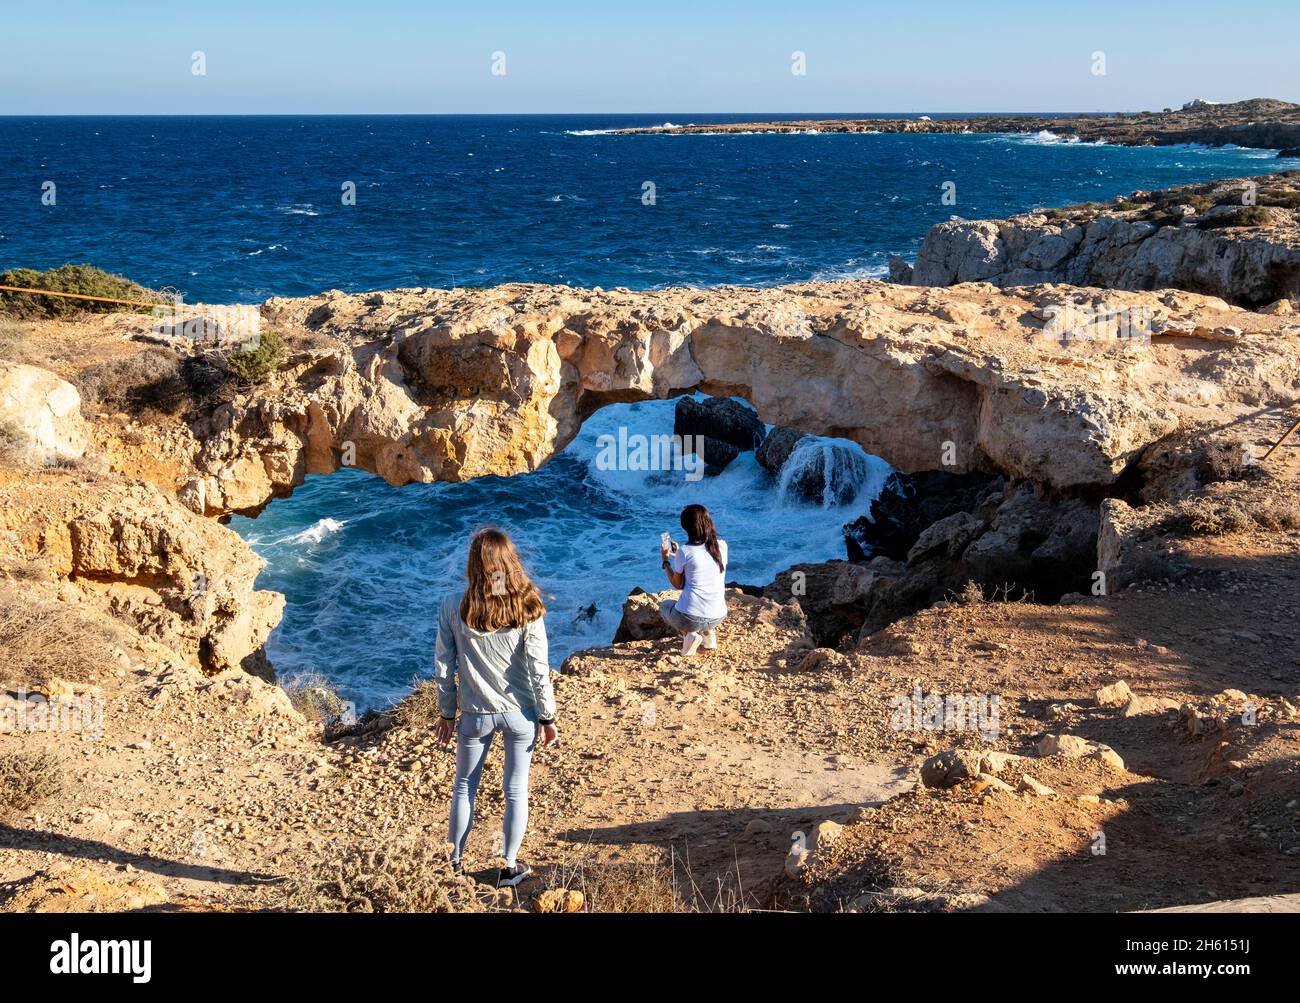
[659,503,729,656]
[433,527,558,887]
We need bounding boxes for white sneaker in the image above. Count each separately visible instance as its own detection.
[681,631,703,656]
[701,629,718,650]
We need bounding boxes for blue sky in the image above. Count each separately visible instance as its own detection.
[3,0,1297,115]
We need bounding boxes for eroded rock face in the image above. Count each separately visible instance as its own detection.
[906,174,1300,306]
[0,479,282,678]
[177,279,1300,515]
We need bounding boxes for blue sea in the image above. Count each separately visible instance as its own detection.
[3,115,1288,705]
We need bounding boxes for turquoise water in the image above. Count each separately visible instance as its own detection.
[229,399,890,706]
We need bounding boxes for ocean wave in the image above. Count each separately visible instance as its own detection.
[282,518,346,546]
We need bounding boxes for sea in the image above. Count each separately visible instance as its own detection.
[1,113,1287,705]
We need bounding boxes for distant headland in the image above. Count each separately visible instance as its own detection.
[607,97,1300,152]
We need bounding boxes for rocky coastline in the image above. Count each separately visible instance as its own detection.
[607,98,1300,151]
[3,171,1300,912]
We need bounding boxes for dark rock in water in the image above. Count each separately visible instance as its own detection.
[573,602,598,624]
[778,439,872,506]
[674,396,765,450]
[756,425,809,474]
[888,254,914,284]
[1278,148,1300,158]
[843,470,1004,561]
[696,437,741,476]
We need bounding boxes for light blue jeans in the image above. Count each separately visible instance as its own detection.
[449,709,537,868]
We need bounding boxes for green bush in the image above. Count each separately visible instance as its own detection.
[1197,206,1270,229]
[0,265,165,319]
[226,329,284,385]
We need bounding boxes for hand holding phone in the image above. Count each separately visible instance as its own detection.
[660,532,675,558]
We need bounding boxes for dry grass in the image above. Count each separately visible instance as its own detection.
[1162,494,1300,535]
[394,678,445,730]
[537,846,749,913]
[0,750,65,817]
[0,592,120,687]
[0,317,34,364]
[282,838,492,913]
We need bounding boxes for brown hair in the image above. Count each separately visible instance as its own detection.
[680,504,725,573]
[460,528,546,632]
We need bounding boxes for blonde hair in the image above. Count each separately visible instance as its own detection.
[460,528,546,632]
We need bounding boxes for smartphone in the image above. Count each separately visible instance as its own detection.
[660,532,673,553]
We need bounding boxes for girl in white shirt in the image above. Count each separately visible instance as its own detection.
[659,504,729,656]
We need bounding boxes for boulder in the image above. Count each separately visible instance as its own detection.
[1095,680,1133,708]
[1037,733,1126,771]
[843,470,1003,562]
[764,562,857,647]
[755,425,808,474]
[1018,775,1057,797]
[0,362,88,464]
[776,439,874,506]
[920,748,985,788]
[612,588,676,643]
[906,511,985,564]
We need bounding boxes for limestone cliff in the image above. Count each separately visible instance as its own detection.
[175,279,1300,517]
[903,173,1300,306]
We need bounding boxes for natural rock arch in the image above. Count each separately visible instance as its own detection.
[179,279,1266,517]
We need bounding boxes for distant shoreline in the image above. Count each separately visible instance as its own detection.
[601,98,1300,152]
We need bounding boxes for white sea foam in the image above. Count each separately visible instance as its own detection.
[283,518,345,546]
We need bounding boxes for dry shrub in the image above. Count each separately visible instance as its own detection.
[0,592,119,687]
[1250,498,1300,531]
[283,840,489,913]
[0,421,29,467]
[284,672,353,726]
[1167,495,1300,535]
[0,750,65,816]
[75,348,192,418]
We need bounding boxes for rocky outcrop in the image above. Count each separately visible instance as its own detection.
[0,478,282,678]
[755,425,808,475]
[844,470,1004,561]
[174,279,1300,515]
[0,362,88,464]
[837,482,1103,637]
[906,174,1300,306]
